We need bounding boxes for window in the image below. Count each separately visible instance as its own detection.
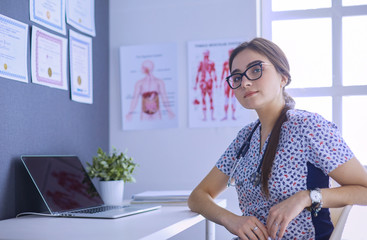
[294,96,332,121]
[343,96,367,163]
[272,0,331,11]
[343,15,367,86]
[262,0,367,164]
[272,18,332,88]
[343,0,367,6]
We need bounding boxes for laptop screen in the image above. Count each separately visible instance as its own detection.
[21,156,104,213]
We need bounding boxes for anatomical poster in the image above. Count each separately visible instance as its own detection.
[187,39,257,128]
[120,43,178,131]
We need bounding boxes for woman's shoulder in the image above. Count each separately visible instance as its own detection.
[285,109,336,130]
[286,109,328,123]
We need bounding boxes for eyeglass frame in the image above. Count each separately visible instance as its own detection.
[225,62,272,90]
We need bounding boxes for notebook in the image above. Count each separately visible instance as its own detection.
[20,155,161,219]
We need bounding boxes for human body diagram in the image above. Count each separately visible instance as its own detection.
[126,60,175,121]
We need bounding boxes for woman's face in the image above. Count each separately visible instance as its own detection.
[231,48,287,111]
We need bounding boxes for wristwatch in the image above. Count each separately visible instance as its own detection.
[309,188,323,217]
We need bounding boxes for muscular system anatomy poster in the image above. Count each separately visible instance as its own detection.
[120,43,178,131]
[187,39,257,128]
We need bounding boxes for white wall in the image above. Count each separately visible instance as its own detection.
[109,0,257,238]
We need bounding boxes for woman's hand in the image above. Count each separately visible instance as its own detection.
[266,190,310,239]
[224,215,269,240]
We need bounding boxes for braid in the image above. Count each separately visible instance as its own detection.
[261,106,291,198]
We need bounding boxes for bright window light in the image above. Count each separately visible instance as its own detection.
[272,18,332,88]
[272,0,331,11]
[343,15,367,86]
[343,0,367,6]
[343,96,367,165]
[294,96,332,122]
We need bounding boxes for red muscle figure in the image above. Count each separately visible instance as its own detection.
[220,48,236,121]
[194,50,217,121]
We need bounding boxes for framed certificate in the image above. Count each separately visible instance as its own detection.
[0,14,28,83]
[30,0,66,35]
[31,26,68,90]
[69,30,93,104]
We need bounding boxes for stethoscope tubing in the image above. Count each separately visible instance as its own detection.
[227,121,261,187]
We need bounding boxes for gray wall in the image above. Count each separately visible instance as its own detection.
[0,0,109,220]
[109,0,257,239]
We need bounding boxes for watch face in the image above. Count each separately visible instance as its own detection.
[311,190,321,202]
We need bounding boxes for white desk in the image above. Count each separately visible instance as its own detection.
[0,200,226,240]
[341,205,367,240]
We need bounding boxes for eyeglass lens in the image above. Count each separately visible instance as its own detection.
[227,63,263,89]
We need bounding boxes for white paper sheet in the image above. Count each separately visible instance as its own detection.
[30,0,66,35]
[120,43,178,131]
[31,26,68,90]
[187,39,257,128]
[69,30,93,104]
[132,191,191,200]
[0,14,28,83]
[66,0,95,36]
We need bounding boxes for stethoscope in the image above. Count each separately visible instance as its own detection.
[227,120,266,188]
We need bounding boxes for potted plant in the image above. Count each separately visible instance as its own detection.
[86,147,138,205]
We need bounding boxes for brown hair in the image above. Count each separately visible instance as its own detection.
[229,38,295,197]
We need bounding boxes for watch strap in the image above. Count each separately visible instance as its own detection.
[308,188,323,217]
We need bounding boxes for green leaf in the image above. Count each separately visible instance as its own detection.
[86,147,138,182]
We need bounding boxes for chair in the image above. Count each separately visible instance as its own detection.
[329,205,353,240]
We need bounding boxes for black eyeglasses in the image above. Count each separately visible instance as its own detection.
[226,62,271,89]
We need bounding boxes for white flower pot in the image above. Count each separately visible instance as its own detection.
[99,180,124,205]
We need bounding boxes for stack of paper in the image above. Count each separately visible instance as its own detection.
[131,190,191,205]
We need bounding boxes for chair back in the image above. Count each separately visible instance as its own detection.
[329,205,353,240]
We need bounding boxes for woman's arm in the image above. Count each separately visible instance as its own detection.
[188,167,233,223]
[323,156,367,207]
[266,156,367,239]
[188,167,269,240]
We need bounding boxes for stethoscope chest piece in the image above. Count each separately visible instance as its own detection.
[250,172,261,187]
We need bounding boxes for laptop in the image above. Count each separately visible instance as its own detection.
[20,155,161,219]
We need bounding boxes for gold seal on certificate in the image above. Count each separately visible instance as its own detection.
[31,26,68,89]
[30,0,66,35]
[69,29,93,104]
[3,63,7,70]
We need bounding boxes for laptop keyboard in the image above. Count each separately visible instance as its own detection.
[70,205,126,214]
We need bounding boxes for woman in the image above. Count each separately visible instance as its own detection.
[188,37,367,240]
